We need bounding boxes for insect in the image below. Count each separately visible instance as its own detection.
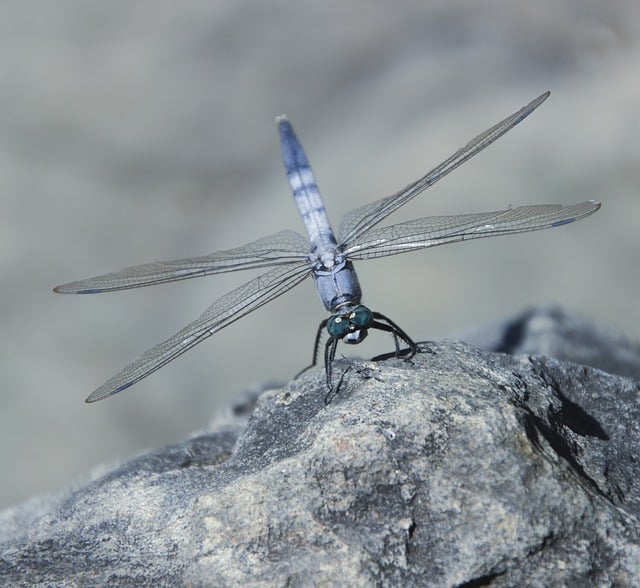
[54,91,600,402]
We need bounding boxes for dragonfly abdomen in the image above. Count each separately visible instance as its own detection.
[278,115,338,249]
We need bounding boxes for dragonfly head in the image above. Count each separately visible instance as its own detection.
[326,305,373,344]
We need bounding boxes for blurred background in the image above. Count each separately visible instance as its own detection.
[1,0,638,509]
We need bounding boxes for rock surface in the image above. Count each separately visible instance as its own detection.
[465,305,640,381]
[1,307,639,587]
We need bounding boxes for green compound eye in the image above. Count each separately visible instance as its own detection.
[349,306,373,328]
[327,315,350,338]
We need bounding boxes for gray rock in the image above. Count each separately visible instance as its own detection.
[1,308,639,587]
[463,305,640,381]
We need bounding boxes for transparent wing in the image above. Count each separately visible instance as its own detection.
[342,201,601,260]
[84,262,312,402]
[54,229,309,293]
[338,92,550,245]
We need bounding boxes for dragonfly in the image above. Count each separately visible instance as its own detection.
[55,91,600,403]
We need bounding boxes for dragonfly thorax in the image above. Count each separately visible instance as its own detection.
[319,250,339,269]
[326,305,374,343]
[311,253,363,313]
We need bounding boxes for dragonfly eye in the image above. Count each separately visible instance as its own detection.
[327,315,350,338]
[349,305,373,328]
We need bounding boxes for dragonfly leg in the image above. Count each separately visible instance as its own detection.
[371,312,419,359]
[294,318,328,379]
[323,337,339,404]
[375,322,402,355]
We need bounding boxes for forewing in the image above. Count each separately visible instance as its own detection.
[342,201,601,260]
[54,230,309,293]
[84,261,312,402]
[338,92,550,245]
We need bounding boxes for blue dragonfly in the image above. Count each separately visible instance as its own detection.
[54,91,600,403]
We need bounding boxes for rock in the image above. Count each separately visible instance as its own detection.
[1,308,639,587]
[463,305,640,380]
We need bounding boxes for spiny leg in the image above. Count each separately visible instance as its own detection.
[294,318,328,379]
[328,366,352,405]
[323,337,340,404]
[370,320,402,355]
[371,311,420,359]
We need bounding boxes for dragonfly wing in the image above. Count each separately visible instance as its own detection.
[84,261,312,402]
[343,201,601,260]
[338,92,550,245]
[54,229,309,293]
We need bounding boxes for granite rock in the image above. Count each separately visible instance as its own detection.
[464,305,640,381]
[1,308,639,587]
